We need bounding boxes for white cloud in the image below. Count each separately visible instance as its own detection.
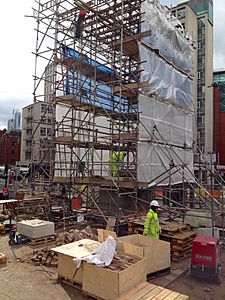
[0,0,34,129]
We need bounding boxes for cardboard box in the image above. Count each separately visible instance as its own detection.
[118,234,171,275]
[17,219,54,239]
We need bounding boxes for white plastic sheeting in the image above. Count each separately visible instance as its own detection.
[137,0,194,185]
[73,236,116,268]
[140,45,193,112]
[139,95,193,148]
[141,0,194,75]
[137,142,194,185]
[137,96,194,185]
[54,105,110,178]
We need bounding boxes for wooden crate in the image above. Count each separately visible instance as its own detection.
[117,282,189,300]
[82,254,146,300]
[58,253,83,284]
[118,234,171,275]
[52,239,100,285]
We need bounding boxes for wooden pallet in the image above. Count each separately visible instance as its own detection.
[160,222,187,235]
[117,282,189,300]
[27,235,56,246]
[160,225,196,262]
[127,219,145,235]
[147,267,171,280]
[160,231,196,242]
[172,252,191,262]
[171,242,193,252]
[58,276,102,300]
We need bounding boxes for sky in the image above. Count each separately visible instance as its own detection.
[0,0,224,129]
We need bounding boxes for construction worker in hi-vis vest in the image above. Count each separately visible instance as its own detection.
[109,151,126,177]
[143,200,161,239]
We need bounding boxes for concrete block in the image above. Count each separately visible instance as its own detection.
[17,219,54,239]
[184,210,212,228]
[193,227,220,238]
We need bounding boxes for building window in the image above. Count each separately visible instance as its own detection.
[47,128,52,136]
[26,140,31,147]
[40,127,47,136]
[47,106,53,114]
[219,82,225,112]
[25,152,31,160]
[41,104,47,113]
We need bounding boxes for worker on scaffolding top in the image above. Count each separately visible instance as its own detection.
[109,150,126,177]
[143,200,161,239]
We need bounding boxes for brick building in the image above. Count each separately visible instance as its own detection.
[0,130,21,166]
[213,70,225,168]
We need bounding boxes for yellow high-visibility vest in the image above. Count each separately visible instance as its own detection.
[143,208,161,239]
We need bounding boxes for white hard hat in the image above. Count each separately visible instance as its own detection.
[150,200,159,207]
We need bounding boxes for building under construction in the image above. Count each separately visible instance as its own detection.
[20,0,224,229]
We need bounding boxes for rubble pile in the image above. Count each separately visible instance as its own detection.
[29,226,98,267]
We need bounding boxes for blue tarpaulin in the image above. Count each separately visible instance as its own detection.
[61,44,133,113]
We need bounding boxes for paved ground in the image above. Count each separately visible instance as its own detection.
[1,235,225,300]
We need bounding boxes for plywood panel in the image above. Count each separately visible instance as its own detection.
[119,257,146,295]
[97,229,117,242]
[52,239,100,257]
[83,256,146,300]
[83,262,119,300]
[58,253,83,284]
[118,234,171,274]
[117,241,144,258]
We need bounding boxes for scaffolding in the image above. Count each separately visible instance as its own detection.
[29,0,225,236]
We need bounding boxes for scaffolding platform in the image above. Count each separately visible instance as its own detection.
[114,30,151,58]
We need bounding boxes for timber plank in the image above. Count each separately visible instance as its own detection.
[175,295,189,300]
[152,289,174,299]
[163,291,181,300]
[109,282,149,300]
[139,286,164,300]
[130,284,159,300]
[117,283,189,300]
